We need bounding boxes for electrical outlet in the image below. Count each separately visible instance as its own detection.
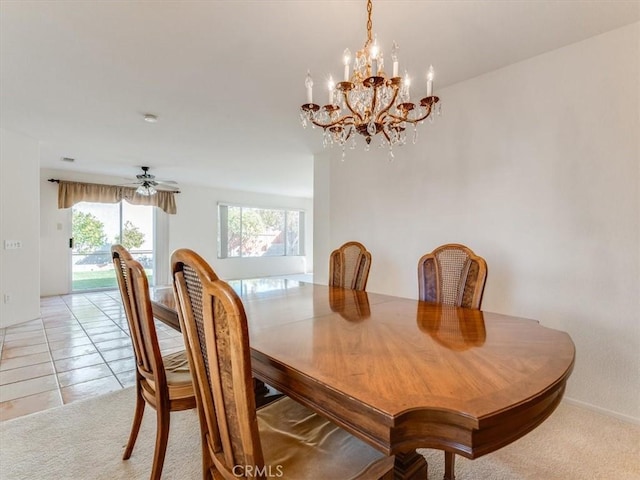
[3,294,11,304]
[4,240,22,249]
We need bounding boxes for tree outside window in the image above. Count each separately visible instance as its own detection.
[114,220,146,250]
[72,211,107,254]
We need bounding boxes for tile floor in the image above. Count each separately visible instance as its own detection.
[0,290,185,422]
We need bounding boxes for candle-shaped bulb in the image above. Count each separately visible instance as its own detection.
[404,69,411,100]
[427,65,435,82]
[391,41,399,77]
[343,48,351,66]
[426,64,434,97]
[343,48,351,81]
[305,70,313,104]
[370,35,379,76]
[370,35,379,59]
[328,75,335,104]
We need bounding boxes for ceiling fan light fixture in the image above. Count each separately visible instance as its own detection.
[136,182,157,196]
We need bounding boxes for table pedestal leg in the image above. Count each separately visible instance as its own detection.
[253,378,282,408]
[253,378,269,396]
[444,451,455,480]
[394,450,427,480]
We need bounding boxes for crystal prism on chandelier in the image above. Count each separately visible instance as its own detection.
[299,0,441,160]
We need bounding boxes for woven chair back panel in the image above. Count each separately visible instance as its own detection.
[183,265,210,388]
[182,264,246,468]
[343,245,363,289]
[114,255,152,375]
[435,249,471,306]
[182,265,220,454]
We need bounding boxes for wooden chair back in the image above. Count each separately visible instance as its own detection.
[417,243,487,310]
[329,241,372,291]
[171,248,264,479]
[112,245,167,394]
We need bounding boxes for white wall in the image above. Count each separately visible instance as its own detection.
[40,169,313,295]
[1,129,41,327]
[167,184,313,281]
[314,23,640,421]
[40,171,71,296]
[313,152,331,285]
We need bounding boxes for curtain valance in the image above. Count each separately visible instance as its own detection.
[57,180,177,214]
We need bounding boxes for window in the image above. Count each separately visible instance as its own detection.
[71,201,155,291]
[218,204,305,258]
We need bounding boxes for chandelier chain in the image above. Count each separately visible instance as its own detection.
[365,0,373,49]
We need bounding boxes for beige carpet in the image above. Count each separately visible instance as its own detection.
[0,387,638,479]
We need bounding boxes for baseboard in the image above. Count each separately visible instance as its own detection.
[563,396,640,425]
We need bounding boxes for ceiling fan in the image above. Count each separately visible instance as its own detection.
[126,166,179,196]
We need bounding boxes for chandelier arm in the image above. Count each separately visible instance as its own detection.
[386,102,434,124]
[344,126,355,141]
[343,93,364,123]
[387,112,413,123]
[380,126,392,143]
[410,104,434,123]
[374,85,401,122]
[309,115,355,130]
[377,112,399,138]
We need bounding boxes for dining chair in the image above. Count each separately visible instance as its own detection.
[329,241,372,291]
[112,245,196,480]
[417,243,487,480]
[418,243,487,309]
[171,248,395,480]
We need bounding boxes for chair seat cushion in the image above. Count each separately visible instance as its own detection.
[162,350,191,385]
[257,397,393,479]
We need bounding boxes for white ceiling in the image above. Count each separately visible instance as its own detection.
[2,1,638,198]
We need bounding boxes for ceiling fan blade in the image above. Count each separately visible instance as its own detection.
[117,167,180,192]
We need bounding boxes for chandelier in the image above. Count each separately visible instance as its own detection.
[300,0,441,160]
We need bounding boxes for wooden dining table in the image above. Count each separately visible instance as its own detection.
[150,279,575,480]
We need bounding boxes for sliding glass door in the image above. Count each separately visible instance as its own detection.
[71,201,155,291]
